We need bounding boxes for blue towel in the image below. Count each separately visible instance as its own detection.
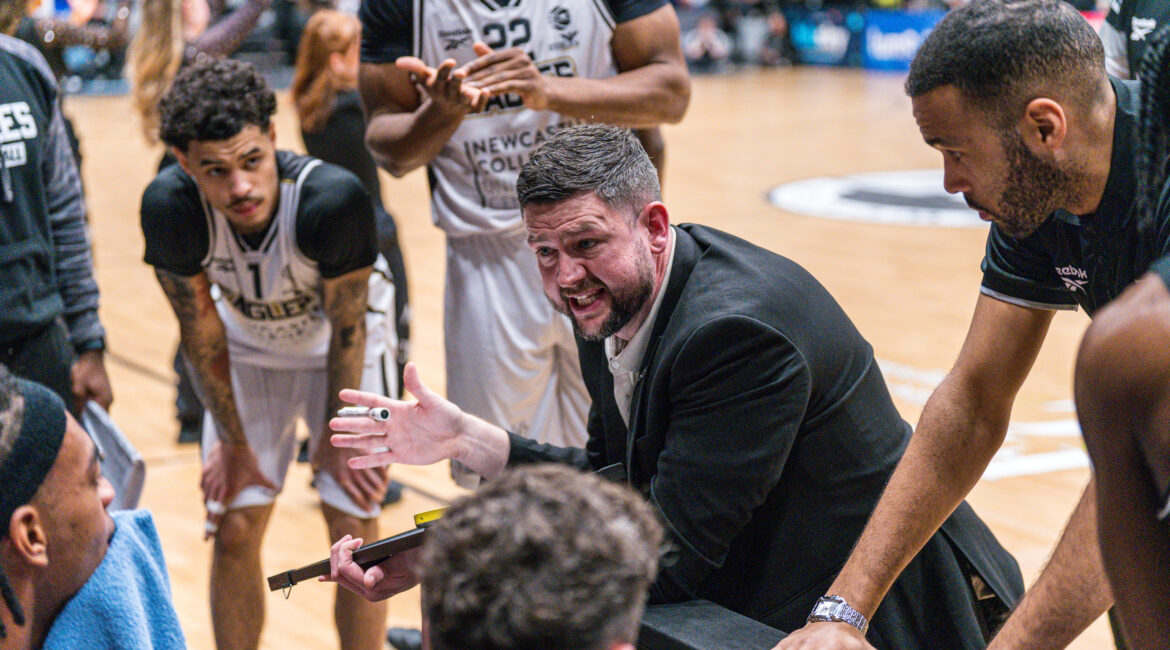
[43,509,186,649]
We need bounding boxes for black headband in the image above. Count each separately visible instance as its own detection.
[0,377,66,536]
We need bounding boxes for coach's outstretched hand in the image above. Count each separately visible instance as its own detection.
[329,363,510,479]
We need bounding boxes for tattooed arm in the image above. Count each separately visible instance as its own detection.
[155,269,244,444]
[317,266,387,512]
[155,268,276,535]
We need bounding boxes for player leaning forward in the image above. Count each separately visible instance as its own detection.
[140,59,399,649]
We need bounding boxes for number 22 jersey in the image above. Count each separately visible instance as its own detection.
[359,0,666,237]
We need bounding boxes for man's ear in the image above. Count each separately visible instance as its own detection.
[640,202,671,254]
[172,146,194,177]
[1020,98,1067,153]
[268,121,277,145]
[5,507,48,569]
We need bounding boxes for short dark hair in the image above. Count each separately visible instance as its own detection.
[158,58,277,151]
[421,465,663,650]
[906,0,1105,127]
[516,123,660,217]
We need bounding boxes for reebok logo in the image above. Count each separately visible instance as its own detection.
[440,28,472,50]
[1055,265,1088,293]
[1132,17,1158,41]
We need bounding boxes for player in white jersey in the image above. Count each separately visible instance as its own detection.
[140,59,394,650]
[358,0,689,486]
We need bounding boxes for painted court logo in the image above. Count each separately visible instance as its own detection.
[768,169,987,228]
[1055,265,1088,293]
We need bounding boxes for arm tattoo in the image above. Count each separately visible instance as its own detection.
[323,268,371,418]
[154,269,248,445]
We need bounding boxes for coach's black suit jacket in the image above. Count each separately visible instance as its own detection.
[508,224,1023,648]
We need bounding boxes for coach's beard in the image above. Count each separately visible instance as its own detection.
[550,269,654,342]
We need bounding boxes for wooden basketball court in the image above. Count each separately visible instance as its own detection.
[72,66,1109,648]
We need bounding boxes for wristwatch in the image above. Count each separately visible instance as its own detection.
[807,595,869,633]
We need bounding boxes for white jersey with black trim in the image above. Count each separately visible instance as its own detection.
[416,0,618,237]
[199,160,392,369]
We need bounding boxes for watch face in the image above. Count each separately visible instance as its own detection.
[808,596,866,632]
[812,599,841,618]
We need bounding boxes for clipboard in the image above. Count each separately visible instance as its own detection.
[267,507,445,593]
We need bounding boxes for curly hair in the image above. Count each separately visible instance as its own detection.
[421,465,663,650]
[158,58,277,151]
[905,0,1106,129]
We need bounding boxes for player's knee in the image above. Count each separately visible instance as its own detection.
[213,511,266,556]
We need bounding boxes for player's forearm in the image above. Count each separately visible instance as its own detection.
[180,324,248,446]
[451,414,511,480]
[828,377,1011,617]
[156,270,247,445]
[544,62,690,127]
[326,320,367,429]
[365,101,467,177]
[988,481,1112,649]
[324,270,372,426]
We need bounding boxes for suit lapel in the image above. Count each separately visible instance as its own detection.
[625,226,701,476]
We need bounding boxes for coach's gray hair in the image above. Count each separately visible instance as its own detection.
[517,123,661,218]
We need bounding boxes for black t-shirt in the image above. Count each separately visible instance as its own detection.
[140,150,376,279]
[1105,0,1170,77]
[301,90,384,212]
[979,78,1170,317]
[359,0,667,63]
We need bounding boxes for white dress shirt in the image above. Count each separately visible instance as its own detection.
[604,229,676,426]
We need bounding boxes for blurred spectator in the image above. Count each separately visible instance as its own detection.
[759,9,796,66]
[2,0,131,183]
[127,0,271,146]
[2,0,131,83]
[683,13,732,72]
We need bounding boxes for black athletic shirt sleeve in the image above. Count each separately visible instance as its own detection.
[605,0,667,24]
[140,167,210,277]
[360,0,412,64]
[295,163,378,279]
[359,0,669,64]
[980,224,1079,310]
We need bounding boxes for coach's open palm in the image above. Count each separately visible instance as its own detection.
[329,363,468,469]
